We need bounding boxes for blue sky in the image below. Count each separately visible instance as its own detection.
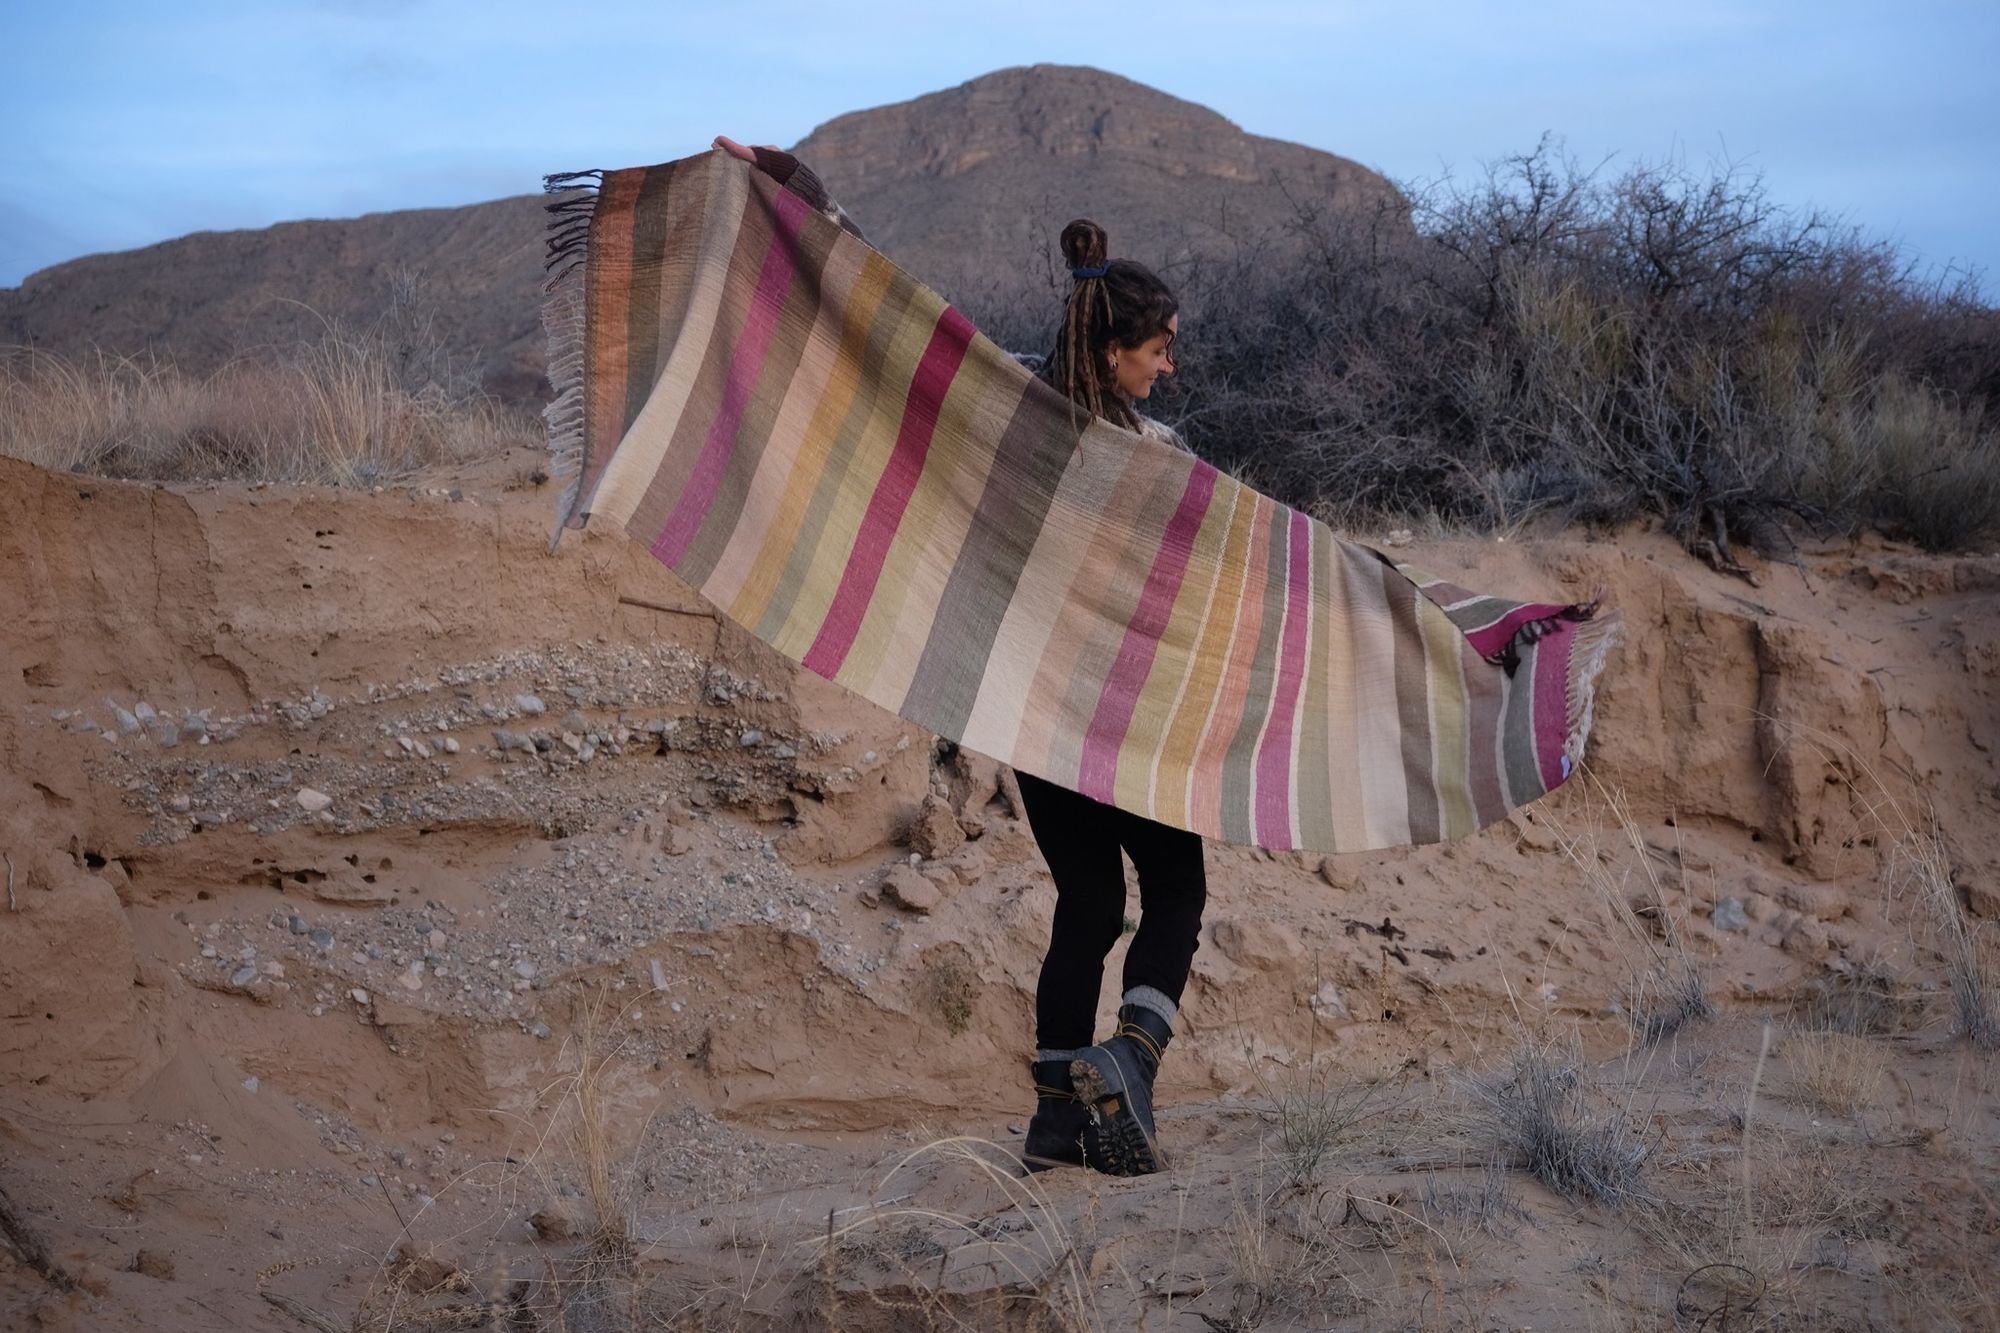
[3,1,1995,295]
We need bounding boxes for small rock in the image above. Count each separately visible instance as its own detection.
[880,864,942,914]
[907,793,966,860]
[296,787,333,813]
[1711,897,1750,933]
[108,700,142,735]
[740,729,763,747]
[168,793,192,814]
[515,694,547,717]
[134,701,158,724]
[289,915,310,935]
[1211,918,1306,968]
[527,1021,552,1040]
[351,988,372,1006]
[513,960,538,981]
[1309,981,1349,1020]
[242,1075,260,1094]
[398,964,425,991]
[229,964,257,987]
[441,736,460,754]
[529,1201,581,1241]
[131,1249,176,1281]
[310,928,336,950]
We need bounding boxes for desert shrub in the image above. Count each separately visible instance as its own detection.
[966,135,2000,556]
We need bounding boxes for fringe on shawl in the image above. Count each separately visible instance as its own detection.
[540,169,604,552]
[1562,610,1622,773]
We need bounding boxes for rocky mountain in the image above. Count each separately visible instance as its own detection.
[0,66,1400,401]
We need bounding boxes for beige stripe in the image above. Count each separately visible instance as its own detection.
[851,356,1024,706]
[961,420,1145,774]
[700,232,867,610]
[592,155,746,530]
[723,252,896,628]
[769,283,949,661]
[1284,520,1318,848]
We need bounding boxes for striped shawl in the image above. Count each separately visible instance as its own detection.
[542,149,1619,852]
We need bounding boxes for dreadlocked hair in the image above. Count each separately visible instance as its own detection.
[1038,219,1179,433]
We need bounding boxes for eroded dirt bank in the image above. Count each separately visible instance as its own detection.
[2,449,1996,1330]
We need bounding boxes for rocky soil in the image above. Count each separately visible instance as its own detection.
[2,446,1997,1331]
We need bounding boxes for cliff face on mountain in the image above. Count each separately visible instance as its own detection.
[0,66,1399,400]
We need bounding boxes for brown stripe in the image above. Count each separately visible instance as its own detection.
[1218,499,1294,844]
[1382,560,1441,844]
[902,377,1082,737]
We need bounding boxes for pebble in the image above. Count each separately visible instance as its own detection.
[229,964,257,987]
[351,988,371,1006]
[108,700,141,735]
[740,730,763,747]
[296,787,333,813]
[168,794,192,813]
[527,1022,552,1040]
[310,928,336,950]
[243,1075,260,1094]
[515,694,547,716]
[1712,897,1750,933]
[289,915,310,935]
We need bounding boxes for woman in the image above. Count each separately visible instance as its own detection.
[715,136,1203,1178]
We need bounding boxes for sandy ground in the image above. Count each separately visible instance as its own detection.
[1,446,1996,1331]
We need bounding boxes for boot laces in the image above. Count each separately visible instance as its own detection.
[1114,1021,1163,1062]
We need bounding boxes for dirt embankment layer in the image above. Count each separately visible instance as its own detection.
[2,449,1996,1329]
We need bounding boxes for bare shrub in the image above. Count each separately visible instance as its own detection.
[956,134,2000,558]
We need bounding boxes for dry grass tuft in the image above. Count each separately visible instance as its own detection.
[1463,1026,1651,1207]
[0,332,537,486]
[1890,808,2000,1049]
[1780,1025,1886,1118]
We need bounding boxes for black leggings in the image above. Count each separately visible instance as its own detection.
[1016,771,1208,1052]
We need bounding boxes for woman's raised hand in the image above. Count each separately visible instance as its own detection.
[712,136,768,163]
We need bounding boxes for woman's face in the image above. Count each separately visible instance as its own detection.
[1111,313,1178,401]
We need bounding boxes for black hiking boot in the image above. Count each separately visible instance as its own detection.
[1020,1059,1092,1173]
[1070,1005,1172,1175]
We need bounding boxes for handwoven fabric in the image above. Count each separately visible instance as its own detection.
[542,149,1619,852]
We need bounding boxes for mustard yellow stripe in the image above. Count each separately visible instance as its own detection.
[1114,475,1238,815]
[700,235,867,612]
[1419,595,1478,839]
[770,283,950,661]
[725,251,895,627]
[1151,476,1258,824]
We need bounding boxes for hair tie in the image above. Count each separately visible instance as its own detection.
[1070,265,1109,280]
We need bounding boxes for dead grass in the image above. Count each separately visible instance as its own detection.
[1779,1025,1886,1119]
[1890,807,2000,1049]
[0,336,537,485]
[1463,1025,1652,1208]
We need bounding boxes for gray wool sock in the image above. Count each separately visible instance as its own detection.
[1122,985,1178,1027]
[1035,1048,1084,1064]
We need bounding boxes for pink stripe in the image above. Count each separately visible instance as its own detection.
[801,305,976,678]
[1530,625,1571,790]
[1075,462,1220,801]
[1253,510,1313,843]
[1464,602,1567,660]
[650,188,810,567]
